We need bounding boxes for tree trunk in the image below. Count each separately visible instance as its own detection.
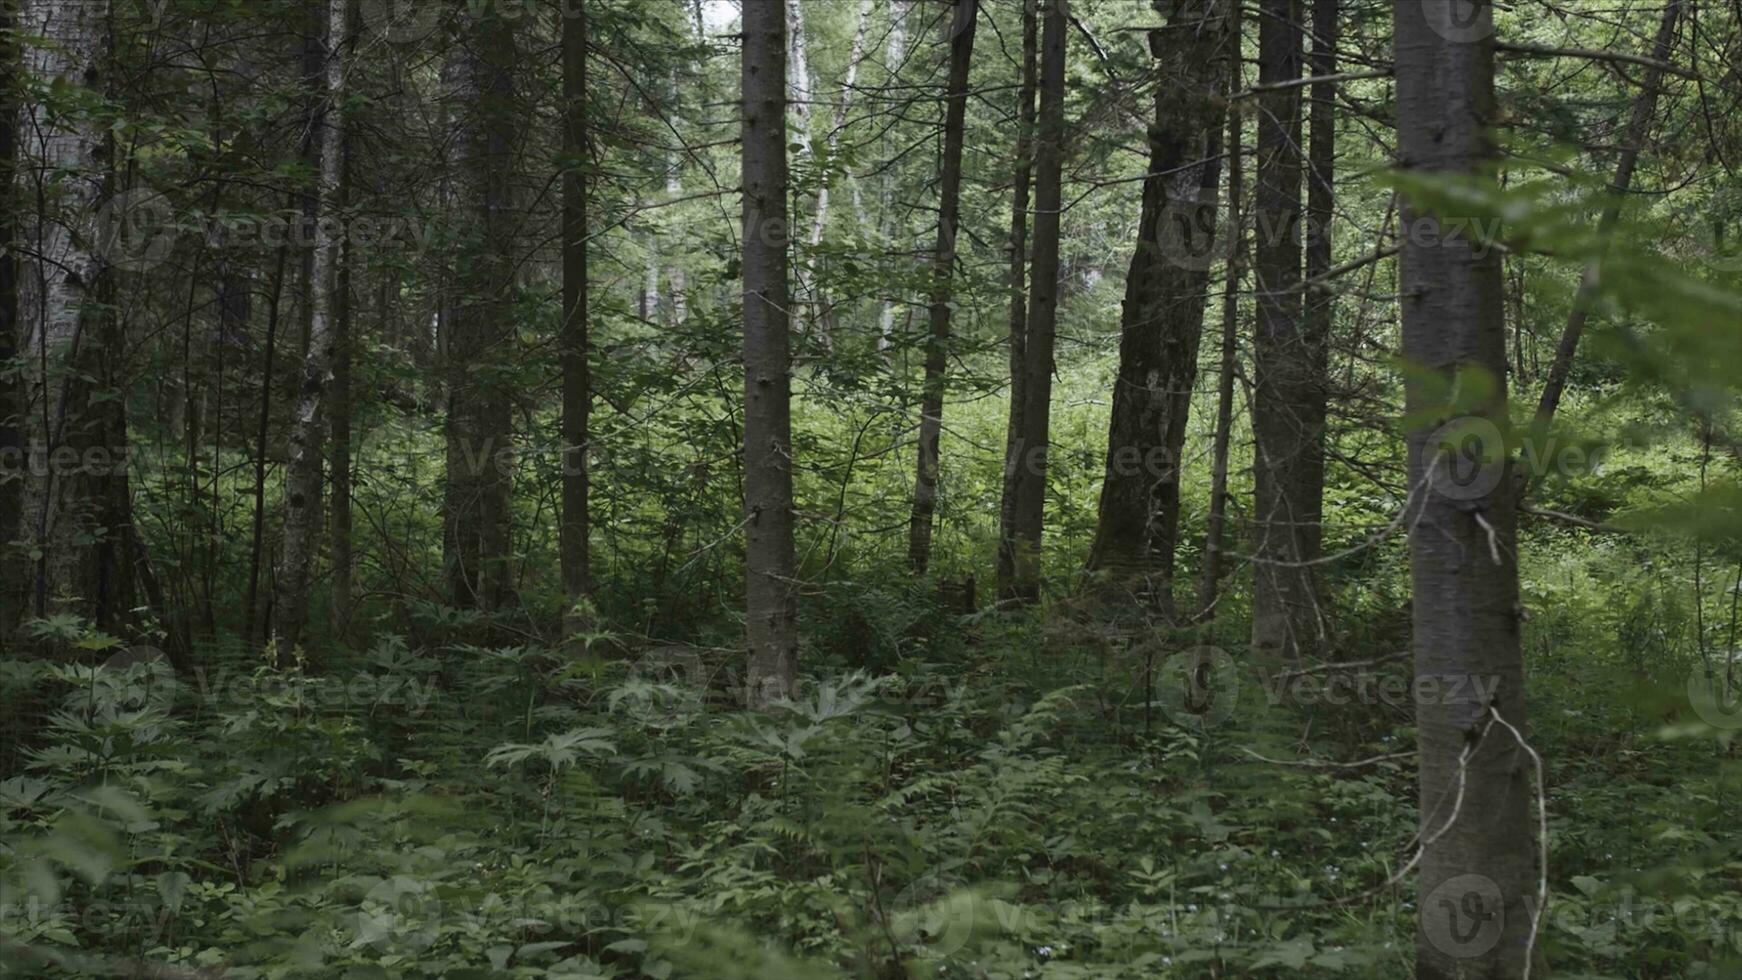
[906,0,977,575]
[1004,0,1067,604]
[0,1,20,634]
[561,0,592,617]
[17,0,132,631]
[272,0,347,654]
[807,0,872,253]
[1086,0,1232,614]
[1304,0,1336,430]
[1196,0,1244,621]
[244,230,290,643]
[442,2,517,612]
[1250,0,1325,661]
[742,0,799,706]
[1532,0,1683,436]
[996,0,1039,601]
[1395,3,1534,977]
[327,141,353,641]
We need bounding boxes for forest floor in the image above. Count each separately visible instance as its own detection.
[4,610,1739,978]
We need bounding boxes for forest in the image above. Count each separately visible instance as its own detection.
[1,0,1740,976]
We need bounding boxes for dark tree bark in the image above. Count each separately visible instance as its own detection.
[1003,0,1067,604]
[1395,3,1534,977]
[1085,0,1232,614]
[1196,0,1245,620]
[995,0,1039,601]
[1250,0,1325,661]
[741,0,799,706]
[272,0,347,654]
[0,0,20,634]
[561,0,591,619]
[442,2,517,612]
[327,142,353,641]
[906,0,977,575]
[1532,0,1684,436]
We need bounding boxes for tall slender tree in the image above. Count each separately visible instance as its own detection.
[995,0,1039,601]
[742,0,799,706]
[906,0,977,575]
[561,0,591,622]
[442,0,517,612]
[327,107,353,640]
[1304,0,1336,425]
[1532,0,1685,436]
[1395,2,1534,976]
[1086,0,1232,614]
[272,0,348,654]
[0,0,20,634]
[1002,0,1066,604]
[1197,0,1245,620]
[1250,0,1324,661]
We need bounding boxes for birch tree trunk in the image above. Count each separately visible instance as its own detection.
[996,0,1039,601]
[1086,0,1232,614]
[807,0,872,252]
[1004,0,1067,604]
[272,0,347,654]
[0,0,20,633]
[17,0,134,630]
[742,0,798,706]
[905,0,977,575]
[1395,3,1534,976]
[327,154,352,641]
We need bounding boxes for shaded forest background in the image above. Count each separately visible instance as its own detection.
[2,0,1741,977]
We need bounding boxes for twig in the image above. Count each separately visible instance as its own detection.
[1473,510,1504,566]
[1496,41,1700,81]
[1487,706,1548,980]
[1272,650,1409,682]
[1241,748,1414,769]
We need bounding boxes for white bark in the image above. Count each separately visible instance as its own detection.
[808,0,873,249]
[785,0,812,159]
[18,0,112,617]
[272,0,347,652]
